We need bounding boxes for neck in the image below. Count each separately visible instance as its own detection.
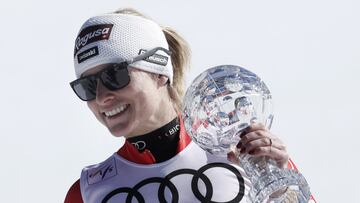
[127,117,181,162]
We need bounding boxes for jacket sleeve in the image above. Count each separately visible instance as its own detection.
[287,158,317,203]
[64,179,84,203]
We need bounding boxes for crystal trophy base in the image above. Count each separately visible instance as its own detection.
[241,155,310,203]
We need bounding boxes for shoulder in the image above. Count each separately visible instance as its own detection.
[65,154,116,203]
[64,179,83,203]
[81,155,118,184]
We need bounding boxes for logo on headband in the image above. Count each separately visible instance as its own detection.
[77,46,99,63]
[74,24,113,57]
[138,49,168,66]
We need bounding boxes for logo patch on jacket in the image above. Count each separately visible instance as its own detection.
[87,157,117,185]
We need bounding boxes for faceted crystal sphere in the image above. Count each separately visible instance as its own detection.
[183,65,274,156]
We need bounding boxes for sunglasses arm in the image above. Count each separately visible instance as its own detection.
[129,47,172,64]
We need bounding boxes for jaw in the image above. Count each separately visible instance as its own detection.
[103,104,132,136]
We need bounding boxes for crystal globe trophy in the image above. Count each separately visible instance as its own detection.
[182,65,310,203]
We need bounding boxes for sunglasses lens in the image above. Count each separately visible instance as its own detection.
[70,64,130,101]
[101,64,130,90]
[72,77,97,101]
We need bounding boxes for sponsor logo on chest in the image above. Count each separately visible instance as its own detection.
[87,157,117,185]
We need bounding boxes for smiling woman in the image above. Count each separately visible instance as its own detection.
[64,7,315,203]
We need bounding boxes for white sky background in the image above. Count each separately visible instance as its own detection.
[0,0,359,202]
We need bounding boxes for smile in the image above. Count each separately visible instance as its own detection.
[103,104,130,117]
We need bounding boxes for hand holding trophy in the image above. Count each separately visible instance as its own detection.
[182,65,311,203]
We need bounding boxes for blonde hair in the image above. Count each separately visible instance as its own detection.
[113,8,191,112]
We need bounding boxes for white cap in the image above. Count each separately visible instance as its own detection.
[73,13,173,83]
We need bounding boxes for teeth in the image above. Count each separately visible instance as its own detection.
[104,105,128,117]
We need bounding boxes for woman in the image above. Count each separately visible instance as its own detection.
[65,8,315,203]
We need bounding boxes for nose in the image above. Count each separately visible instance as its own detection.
[95,80,115,105]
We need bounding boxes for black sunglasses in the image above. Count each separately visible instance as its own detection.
[70,47,171,101]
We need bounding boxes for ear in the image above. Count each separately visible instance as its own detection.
[157,75,169,86]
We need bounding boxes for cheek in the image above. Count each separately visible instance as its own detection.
[129,77,154,99]
[131,85,159,112]
[87,102,106,125]
[132,90,152,109]
[136,84,160,107]
[127,72,163,113]
[87,102,97,113]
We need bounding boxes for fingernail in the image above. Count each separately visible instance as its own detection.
[240,126,251,137]
[240,131,246,138]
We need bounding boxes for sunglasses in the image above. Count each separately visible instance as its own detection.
[70,47,171,101]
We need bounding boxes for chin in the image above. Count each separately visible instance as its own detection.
[108,124,133,138]
[109,128,125,137]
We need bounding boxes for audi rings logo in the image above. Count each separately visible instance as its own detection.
[102,162,245,203]
[131,141,146,151]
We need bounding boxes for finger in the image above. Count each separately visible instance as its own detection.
[227,151,240,165]
[240,123,266,138]
[248,146,289,168]
[241,131,287,151]
[240,130,270,146]
[242,137,272,153]
[243,135,286,151]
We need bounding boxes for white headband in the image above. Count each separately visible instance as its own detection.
[73,13,173,83]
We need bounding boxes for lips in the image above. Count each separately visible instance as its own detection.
[103,104,130,117]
